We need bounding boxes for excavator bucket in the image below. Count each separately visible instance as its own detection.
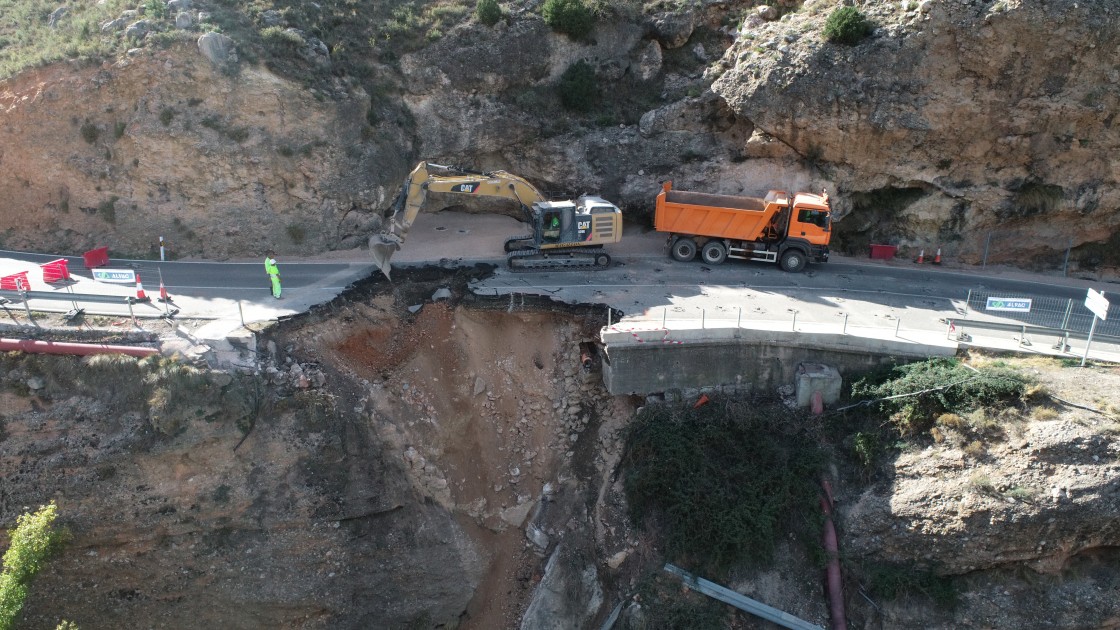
[368,233,400,280]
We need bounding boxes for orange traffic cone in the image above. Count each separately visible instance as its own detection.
[693,394,710,409]
[916,249,925,264]
[157,278,171,302]
[135,273,149,301]
[933,248,942,265]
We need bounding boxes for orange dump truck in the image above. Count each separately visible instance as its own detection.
[654,181,832,272]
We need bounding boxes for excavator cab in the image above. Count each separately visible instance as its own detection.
[541,208,564,242]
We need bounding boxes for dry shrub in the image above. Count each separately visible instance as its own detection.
[936,412,965,430]
[1023,383,1049,401]
[966,408,1002,434]
[1030,407,1060,421]
[930,426,945,443]
[969,473,994,493]
[963,440,986,458]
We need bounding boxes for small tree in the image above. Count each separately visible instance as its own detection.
[558,61,597,112]
[0,503,67,630]
[542,0,594,40]
[476,0,502,26]
[823,6,869,45]
[144,0,167,20]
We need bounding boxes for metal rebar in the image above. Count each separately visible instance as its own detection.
[737,307,742,329]
[843,313,849,334]
[662,307,667,329]
[895,317,901,337]
[792,311,798,331]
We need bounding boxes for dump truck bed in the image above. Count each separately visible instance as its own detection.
[655,187,787,242]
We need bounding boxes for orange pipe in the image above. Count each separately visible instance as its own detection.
[0,338,157,357]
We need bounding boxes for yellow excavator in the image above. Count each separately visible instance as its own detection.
[369,161,623,278]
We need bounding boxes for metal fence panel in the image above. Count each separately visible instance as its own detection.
[966,290,1120,336]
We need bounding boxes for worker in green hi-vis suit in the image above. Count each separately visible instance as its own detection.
[264,251,281,299]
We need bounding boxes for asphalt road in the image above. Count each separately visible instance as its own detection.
[2,231,1117,340]
[0,250,365,295]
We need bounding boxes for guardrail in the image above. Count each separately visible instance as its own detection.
[948,317,1120,345]
[0,289,140,305]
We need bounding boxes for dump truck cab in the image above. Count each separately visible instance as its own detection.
[788,192,831,245]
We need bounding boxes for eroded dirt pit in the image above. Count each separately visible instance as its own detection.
[279,267,638,629]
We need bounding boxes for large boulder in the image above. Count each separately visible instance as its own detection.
[197,31,237,66]
[648,10,695,49]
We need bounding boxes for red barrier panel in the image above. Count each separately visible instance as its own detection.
[83,246,109,268]
[868,244,898,260]
[41,258,71,283]
[0,271,30,291]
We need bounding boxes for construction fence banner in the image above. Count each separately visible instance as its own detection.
[985,297,1032,312]
[92,268,136,284]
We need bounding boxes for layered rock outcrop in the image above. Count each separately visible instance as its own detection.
[714,0,1120,268]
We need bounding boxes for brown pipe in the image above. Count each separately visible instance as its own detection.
[820,481,847,630]
[0,338,157,358]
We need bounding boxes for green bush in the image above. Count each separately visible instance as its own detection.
[144,0,168,20]
[98,196,118,223]
[261,26,304,54]
[80,121,99,144]
[0,503,67,630]
[476,0,502,26]
[823,7,869,45]
[542,0,594,40]
[633,573,728,630]
[861,561,957,608]
[850,358,1029,435]
[286,224,307,244]
[558,60,597,112]
[159,107,175,126]
[621,396,826,576]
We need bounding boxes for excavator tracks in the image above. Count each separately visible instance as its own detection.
[503,234,536,253]
[506,247,612,272]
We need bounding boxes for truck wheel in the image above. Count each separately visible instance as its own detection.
[701,241,727,265]
[780,249,808,273]
[671,238,697,262]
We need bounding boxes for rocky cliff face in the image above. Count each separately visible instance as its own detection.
[714,0,1120,268]
[0,0,1116,266]
[0,49,401,258]
[0,352,483,629]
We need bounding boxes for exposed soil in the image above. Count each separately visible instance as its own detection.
[282,268,628,629]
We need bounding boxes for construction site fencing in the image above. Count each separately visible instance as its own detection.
[964,290,1120,337]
